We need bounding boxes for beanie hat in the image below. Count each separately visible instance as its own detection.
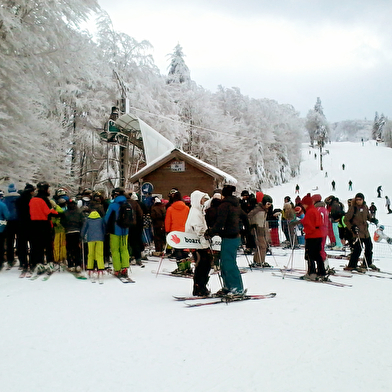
[213,188,222,195]
[24,183,35,192]
[154,197,162,203]
[312,194,322,203]
[131,192,139,201]
[355,193,365,200]
[241,190,249,197]
[295,206,303,214]
[262,194,273,204]
[301,193,313,206]
[8,183,17,193]
[256,192,264,203]
[222,185,236,197]
[213,193,222,199]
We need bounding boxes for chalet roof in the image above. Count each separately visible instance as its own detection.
[129,148,237,185]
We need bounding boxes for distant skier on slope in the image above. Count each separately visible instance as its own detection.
[373,226,392,244]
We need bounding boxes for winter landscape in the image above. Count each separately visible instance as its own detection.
[1,140,392,392]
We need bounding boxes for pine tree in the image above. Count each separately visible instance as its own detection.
[167,44,191,85]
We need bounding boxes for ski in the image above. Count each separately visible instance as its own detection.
[152,270,193,279]
[281,267,352,278]
[114,274,135,283]
[68,271,88,280]
[272,272,351,287]
[42,271,54,281]
[19,271,27,278]
[184,293,276,307]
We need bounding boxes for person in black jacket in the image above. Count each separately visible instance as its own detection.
[207,185,249,295]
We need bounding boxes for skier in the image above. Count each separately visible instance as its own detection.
[377,186,382,198]
[0,197,10,270]
[299,194,327,281]
[295,184,300,194]
[348,180,353,191]
[373,226,392,244]
[104,187,130,278]
[386,196,392,214]
[81,208,106,283]
[185,190,211,297]
[150,197,166,255]
[312,194,329,268]
[369,202,377,219]
[344,193,379,272]
[342,163,345,170]
[207,185,249,296]
[248,194,273,267]
[331,180,336,191]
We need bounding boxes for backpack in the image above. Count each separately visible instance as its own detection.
[116,202,134,228]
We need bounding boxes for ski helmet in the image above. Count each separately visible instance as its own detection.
[379,225,385,230]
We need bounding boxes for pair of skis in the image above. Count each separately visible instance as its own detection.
[272,272,352,287]
[173,293,276,307]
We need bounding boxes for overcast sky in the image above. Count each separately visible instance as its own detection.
[96,0,392,122]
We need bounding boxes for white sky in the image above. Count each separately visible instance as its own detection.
[95,0,392,122]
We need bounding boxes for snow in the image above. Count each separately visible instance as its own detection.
[2,140,392,392]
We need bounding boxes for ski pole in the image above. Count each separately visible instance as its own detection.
[155,244,167,277]
[207,237,223,288]
[356,233,369,270]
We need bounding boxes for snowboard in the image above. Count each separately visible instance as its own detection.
[166,231,221,250]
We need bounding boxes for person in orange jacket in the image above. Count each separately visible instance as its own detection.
[164,190,190,269]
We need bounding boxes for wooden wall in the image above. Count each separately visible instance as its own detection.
[138,158,220,198]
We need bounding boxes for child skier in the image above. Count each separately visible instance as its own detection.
[81,210,106,283]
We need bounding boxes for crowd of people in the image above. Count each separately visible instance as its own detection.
[0,179,385,293]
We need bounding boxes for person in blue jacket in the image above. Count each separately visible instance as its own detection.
[0,198,10,270]
[104,187,130,277]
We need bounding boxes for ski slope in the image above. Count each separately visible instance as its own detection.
[1,141,392,392]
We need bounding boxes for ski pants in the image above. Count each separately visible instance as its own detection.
[253,234,267,265]
[192,249,211,293]
[332,222,342,247]
[66,232,81,268]
[220,237,244,293]
[305,237,326,276]
[6,220,18,262]
[348,236,373,268]
[29,220,54,268]
[17,223,31,270]
[110,234,129,271]
[87,241,104,270]
[53,231,67,262]
[0,231,5,267]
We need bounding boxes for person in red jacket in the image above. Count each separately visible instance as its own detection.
[29,181,58,274]
[300,194,327,281]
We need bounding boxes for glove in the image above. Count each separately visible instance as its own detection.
[204,229,212,240]
[371,218,379,225]
[352,225,359,234]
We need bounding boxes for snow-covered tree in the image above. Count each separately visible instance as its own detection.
[166,44,191,85]
[372,111,386,141]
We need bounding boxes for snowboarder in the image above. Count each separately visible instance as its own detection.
[295,184,300,194]
[344,193,379,272]
[373,225,392,244]
[331,180,336,191]
[377,186,382,198]
[185,190,211,297]
[348,180,353,191]
[386,196,392,214]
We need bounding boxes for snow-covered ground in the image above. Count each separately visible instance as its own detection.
[1,141,392,392]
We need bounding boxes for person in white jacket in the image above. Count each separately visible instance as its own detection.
[373,225,392,244]
[185,190,211,296]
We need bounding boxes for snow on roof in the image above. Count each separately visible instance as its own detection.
[130,148,237,185]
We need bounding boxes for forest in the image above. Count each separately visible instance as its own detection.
[1,1,325,193]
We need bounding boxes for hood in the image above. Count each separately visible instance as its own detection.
[88,211,101,219]
[114,195,127,204]
[171,200,188,211]
[222,195,240,207]
[190,190,210,212]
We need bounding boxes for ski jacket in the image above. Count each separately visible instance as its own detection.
[151,203,166,229]
[29,197,58,221]
[63,207,85,234]
[165,200,189,233]
[104,195,129,236]
[205,198,222,229]
[3,192,19,221]
[301,204,322,239]
[210,195,249,239]
[373,228,389,243]
[314,201,329,237]
[184,191,210,249]
[0,200,10,233]
[344,203,371,239]
[248,203,270,241]
[15,190,33,223]
[81,211,106,242]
